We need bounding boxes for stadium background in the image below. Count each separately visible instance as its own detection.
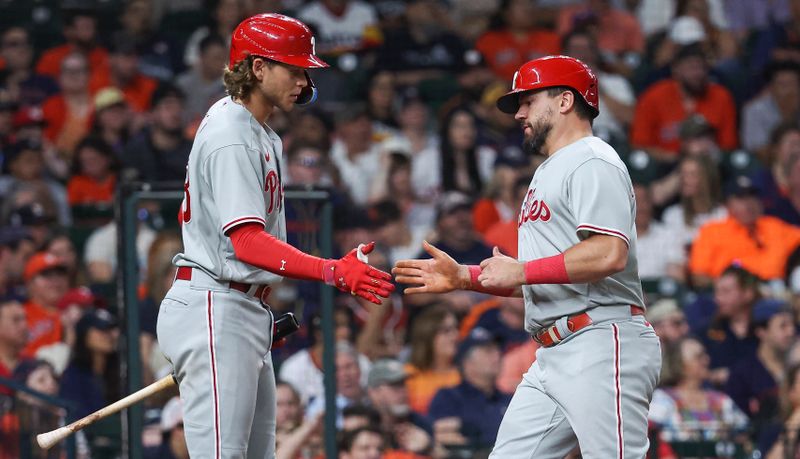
[2,0,800,458]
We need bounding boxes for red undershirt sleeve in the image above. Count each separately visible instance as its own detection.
[228,223,325,282]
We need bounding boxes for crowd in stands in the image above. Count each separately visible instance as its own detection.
[5,0,800,458]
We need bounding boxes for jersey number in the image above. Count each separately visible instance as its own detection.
[180,169,192,223]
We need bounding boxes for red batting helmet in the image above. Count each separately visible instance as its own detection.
[229,14,329,105]
[496,55,599,118]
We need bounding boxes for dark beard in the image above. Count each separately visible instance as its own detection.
[522,118,553,156]
[681,80,708,98]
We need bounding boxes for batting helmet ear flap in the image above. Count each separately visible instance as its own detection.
[296,70,318,105]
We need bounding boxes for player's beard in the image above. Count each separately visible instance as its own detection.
[522,108,554,156]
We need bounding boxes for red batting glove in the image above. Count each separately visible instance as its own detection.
[322,242,395,304]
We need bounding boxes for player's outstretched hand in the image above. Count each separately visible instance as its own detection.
[392,240,469,294]
[325,242,395,304]
[478,246,525,289]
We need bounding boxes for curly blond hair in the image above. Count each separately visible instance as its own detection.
[223,56,260,101]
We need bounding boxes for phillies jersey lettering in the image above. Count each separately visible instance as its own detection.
[517,136,643,332]
[174,97,287,284]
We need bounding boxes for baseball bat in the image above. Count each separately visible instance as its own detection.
[37,374,177,450]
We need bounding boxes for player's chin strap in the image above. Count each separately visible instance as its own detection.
[296,71,318,105]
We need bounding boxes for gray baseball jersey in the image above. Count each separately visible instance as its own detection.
[517,135,644,333]
[158,96,283,458]
[174,96,287,284]
[489,136,660,459]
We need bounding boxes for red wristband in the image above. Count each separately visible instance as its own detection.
[523,253,569,284]
[466,265,515,297]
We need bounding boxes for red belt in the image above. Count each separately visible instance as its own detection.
[175,266,271,301]
[534,305,645,348]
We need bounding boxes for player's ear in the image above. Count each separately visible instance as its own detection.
[251,57,267,81]
[560,90,574,114]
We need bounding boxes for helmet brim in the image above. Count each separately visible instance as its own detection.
[274,53,330,69]
[496,89,526,114]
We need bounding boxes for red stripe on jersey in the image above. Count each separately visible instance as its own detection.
[612,324,624,459]
[222,216,266,234]
[207,291,221,459]
[576,224,630,245]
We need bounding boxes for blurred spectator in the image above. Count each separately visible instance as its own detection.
[175,34,227,123]
[139,232,181,384]
[727,300,794,428]
[276,408,325,459]
[689,176,800,284]
[6,202,58,249]
[649,336,749,441]
[366,359,433,455]
[405,305,460,415]
[660,155,726,248]
[283,142,336,189]
[373,0,467,86]
[377,95,440,203]
[458,296,528,352]
[741,61,800,156]
[342,404,381,431]
[634,183,686,283]
[475,0,560,80]
[752,123,800,211]
[298,0,382,55]
[306,341,369,427]
[184,0,245,68]
[118,0,183,81]
[700,266,761,386]
[42,52,93,158]
[561,29,636,143]
[42,231,79,287]
[647,298,690,346]
[21,253,69,358]
[91,35,158,114]
[82,205,157,283]
[35,8,109,84]
[765,151,800,225]
[472,153,523,236]
[38,286,97,374]
[60,308,120,420]
[761,364,800,458]
[90,87,134,156]
[427,192,492,265]
[0,93,14,148]
[284,109,334,152]
[439,107,495,196]
[338,426,385,459]
[724,0,791,39]
[675,0,739,63]
[67,137,118,207]
[475,81,525,162]
[279,313,372,405]
[121,83,192,183]
[11,359,66,458]
[330,104,383,205]
[0,27,58,106]
[367,156,436,264]
[428,328,511,452]
[482,175,528,259]
[364,71,399,137]
[749,0,800,78]
[275,381,304,441]
[0,139,70,226]
[0,298,28,395]
[12,105,67,181]
[495,337,537,394]
[631,44,737,161]
[0,227,35,299]
[556,0,644,64]
[143,396,188,459]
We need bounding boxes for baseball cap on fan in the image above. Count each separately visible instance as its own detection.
[436,191,473,221]
[24,252,69,282]
[456,327,500,365]
[723,175,760,200]
[367,358,408,388]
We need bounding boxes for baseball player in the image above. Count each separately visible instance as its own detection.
[156,14,394,459]
[393,56,662,458]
